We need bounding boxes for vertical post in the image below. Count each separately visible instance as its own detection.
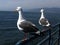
[58,24,60,45]
[48,29,51,45]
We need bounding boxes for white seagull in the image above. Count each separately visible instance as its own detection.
[16,7,41,41]
[39,9,50,27]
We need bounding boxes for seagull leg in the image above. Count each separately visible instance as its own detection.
[22,33,28,41]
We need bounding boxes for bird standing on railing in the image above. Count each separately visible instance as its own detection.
[16,7,41,41]
[39,9,51,32]
[39,9,50,27]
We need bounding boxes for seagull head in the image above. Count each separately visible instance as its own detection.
[40,9,44,12]
[16,7,22,11]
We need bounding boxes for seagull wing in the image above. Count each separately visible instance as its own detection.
[19,21,39,32]
[39,18,49,26]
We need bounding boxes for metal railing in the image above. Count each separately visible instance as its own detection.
[37,23,60,45]
[16,23,60,45]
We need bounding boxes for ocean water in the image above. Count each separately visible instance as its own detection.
[0,10,60,45]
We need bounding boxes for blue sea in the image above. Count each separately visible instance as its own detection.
[0,9,60,45]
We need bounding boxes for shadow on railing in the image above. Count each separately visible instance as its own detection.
[15,23,60,45]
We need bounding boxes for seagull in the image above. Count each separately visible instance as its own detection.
[39,9,50,27]
[38,9,51,32]
[16,7,41,41]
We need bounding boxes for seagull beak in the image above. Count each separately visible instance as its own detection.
[16,9,17,11]
[16,8,19,11]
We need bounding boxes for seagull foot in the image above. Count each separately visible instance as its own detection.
[21,38,28,42]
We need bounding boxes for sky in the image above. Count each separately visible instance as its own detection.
[0,0,60,11]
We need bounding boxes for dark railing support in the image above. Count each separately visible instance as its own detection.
[58,24,60,45]
[48,29,51,45]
